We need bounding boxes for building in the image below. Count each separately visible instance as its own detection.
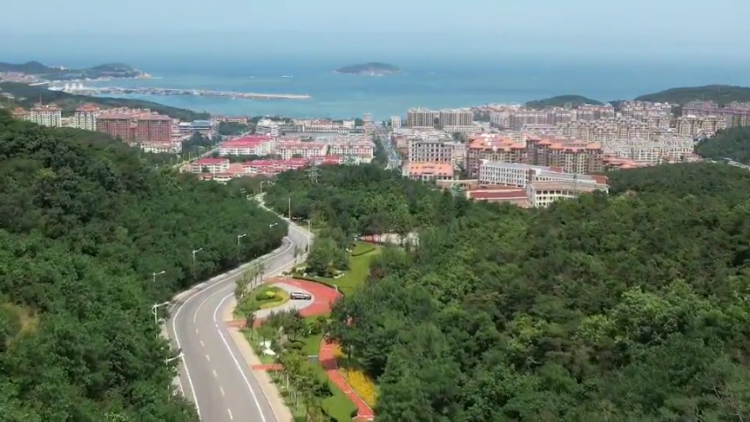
[682,101,750,128]
[407,108,439,128]
[29,104,62,127]
[402,162,455,181]
[96,110,172,143]
[328,140,375,163]
[211,115,249,125]
[255,118,281,137]
[526,137,604,174]
[275,141,328,160]
[408,138,455,164]
[676,115,727,138]
[526,180,605,208]
[602,134,695,165]
[141,141,181,154]
[11,107,28,120]
[218,136,276,156]
[391,116,402,129]
[479,162,608,190]
[466,135,527,176]
[189,158,230,174]
[439,109,474,127]
[73,104,99,131]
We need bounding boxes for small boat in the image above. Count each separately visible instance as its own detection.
[281,75,294,78]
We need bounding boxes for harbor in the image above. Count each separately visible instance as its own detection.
[48,83,311,100]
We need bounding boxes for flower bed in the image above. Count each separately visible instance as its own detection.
[333,344,378,407]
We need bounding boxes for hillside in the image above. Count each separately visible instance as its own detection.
[635,84,750,105]
[0,82,208,121]
[269,163,750,421]
[0,61,143,80]
[694,126,750,163]
[525,94,603,108]
[0,109,284,420]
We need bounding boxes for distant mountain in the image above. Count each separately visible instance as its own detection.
[335,62,400,75]
[0,61,144,80]
[634,85,750,105]
[525,95,603,109]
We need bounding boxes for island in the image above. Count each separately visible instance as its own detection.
[0,82,208,121]
[525,95,604,109]
[334,62,400,76]
[634,84,750,105]
[0,61,148,81]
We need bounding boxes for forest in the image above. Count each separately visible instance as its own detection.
[0,109,285,421]
[695,126,750,164]
[267,163,750,421]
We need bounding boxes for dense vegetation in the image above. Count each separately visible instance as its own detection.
[525,95,603,109]
[0,61,143,80]
[267,163,750,421]
[635,84,750,105]
[0,110,285,420]
[0,82,209,121]
[695,127,750,164]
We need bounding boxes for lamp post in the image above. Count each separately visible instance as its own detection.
[165,352,184,366]
[151,301,170,325]
[237,233,247,261]
[191,248,203,277]
[152,270,165,284]
[269,223,278,228]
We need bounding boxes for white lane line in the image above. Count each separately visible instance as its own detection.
[206,354,211,362]
[200,340,205,347]
[213,369,218,378]
[214,293,274,422]
[220,386,225,396]
[165,222,310,421]
[191,240,295,324]
[227,409,234,420]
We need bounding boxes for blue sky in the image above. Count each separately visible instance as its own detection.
[2,0,748,62]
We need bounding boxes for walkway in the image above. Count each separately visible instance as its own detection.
[230,277,375,421]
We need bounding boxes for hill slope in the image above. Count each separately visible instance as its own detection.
[635,84,750,105]
[0,61,143,80]
[525,94,603,109]
[0,110,284,420]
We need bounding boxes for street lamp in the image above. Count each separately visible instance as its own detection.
[237,233,247,261]
[151,301,170,325]
[165,352,184,365]
[152,270,165,283]
[269,223,278,228]
[191,248,203,276]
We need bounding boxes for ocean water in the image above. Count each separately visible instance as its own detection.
[85,58,750,120]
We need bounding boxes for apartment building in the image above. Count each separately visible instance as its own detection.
[682,101,750,128]
[676,115,727,138]
[439,109,474,126]
[141,141,181,154]
[557,118,652,143]
[527,137,604,174]
[275,141,328,160]
[408,138,454,163]
[479,161,608,189]
[406,108,440,128]
[619,101,674,120]
[29,104,62,127]
[73,104,99,130]
[189,158,231,173]
[328,140,375,162]
[96,110,172,143]
[294,119,355,134]
[402,162,455,181]
[391,116,401,129]
[218,135,276,156]
[466,135,527,176]
[575,105,616,121]
[211,115,249,124]
[602,134,695,165]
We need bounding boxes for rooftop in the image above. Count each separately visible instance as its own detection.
[405,162,454,176]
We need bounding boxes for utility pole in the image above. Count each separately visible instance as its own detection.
[237,234,247,261]
[191,248,203,277]
[288,197,292,220]
[307,159,319,184]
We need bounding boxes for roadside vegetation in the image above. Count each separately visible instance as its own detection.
[265,162,750,421]
[695,126,750,164]
[0,110,285,420]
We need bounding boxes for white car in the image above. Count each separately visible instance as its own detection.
[290,291,312,300]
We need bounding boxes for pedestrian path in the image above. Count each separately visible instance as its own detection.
[319,340,375,421]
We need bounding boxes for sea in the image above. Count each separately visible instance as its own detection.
[80,57,750,120]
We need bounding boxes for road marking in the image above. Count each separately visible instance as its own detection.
[206,354,211,362]
[220,386,225,396]
[213,369,218,378]
[227,409,234,420]
[214,293,273,422]
[200,340,205,347]
[166,217,310,422]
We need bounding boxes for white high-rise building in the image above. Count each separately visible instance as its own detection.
[29,104,62,127]
[73,104,100,131]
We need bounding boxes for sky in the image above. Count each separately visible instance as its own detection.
[2,0,749,63]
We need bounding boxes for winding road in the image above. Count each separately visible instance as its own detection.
[165,199,312,421]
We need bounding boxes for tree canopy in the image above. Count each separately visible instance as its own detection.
[0,109,284,420]
[635,84,750,105]
[266,162,750,421]
[695,126,750,164]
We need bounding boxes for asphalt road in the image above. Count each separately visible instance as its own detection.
[166,199,312,422]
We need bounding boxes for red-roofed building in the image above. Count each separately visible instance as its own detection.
[467,188,530,207]
[276,141,328,160]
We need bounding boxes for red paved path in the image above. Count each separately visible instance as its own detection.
[231,278,375,420]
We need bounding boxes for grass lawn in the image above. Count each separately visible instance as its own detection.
[234,284,290,318]
[313,242,381,296]
[240,328,276,364]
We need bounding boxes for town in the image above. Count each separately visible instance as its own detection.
[8,96,747,209]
